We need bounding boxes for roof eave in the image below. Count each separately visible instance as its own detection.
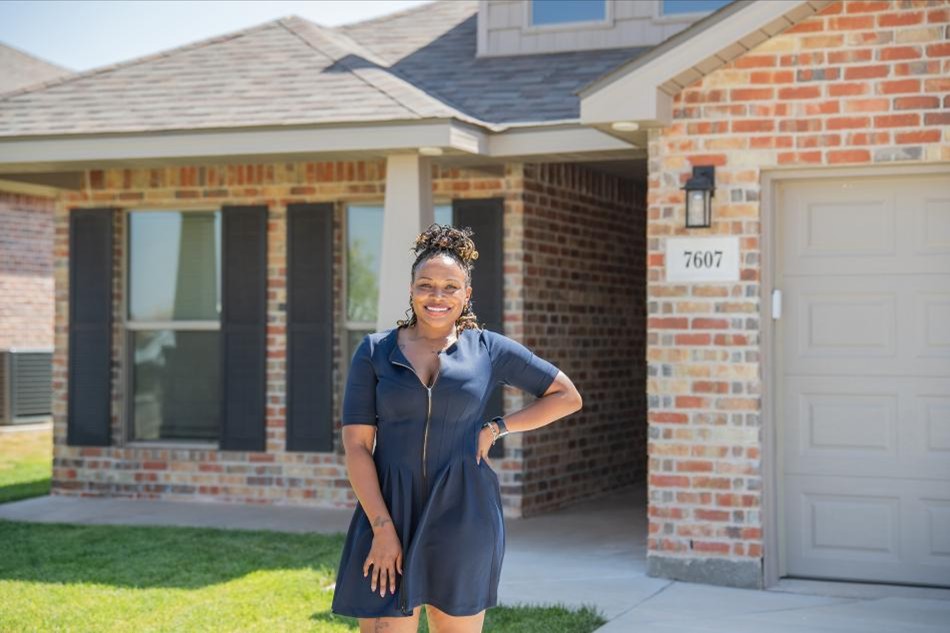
[0,117,641,176]
[0,119,489,173]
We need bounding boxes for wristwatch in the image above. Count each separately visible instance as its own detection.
[481,415,510,446]
[490,415,510,438]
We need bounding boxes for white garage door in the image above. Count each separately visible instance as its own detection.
[779,173,950,587]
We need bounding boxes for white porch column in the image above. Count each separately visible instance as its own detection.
[376,153,433,332]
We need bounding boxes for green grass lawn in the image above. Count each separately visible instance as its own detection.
[0,426,53,504]
[0,430,606,632]
[0,521,605,632]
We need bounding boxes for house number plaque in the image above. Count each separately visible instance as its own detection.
[665,236,740,282]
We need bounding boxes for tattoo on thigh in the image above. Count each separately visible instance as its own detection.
[373,617,391,631]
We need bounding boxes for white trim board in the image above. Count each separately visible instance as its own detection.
[0,122,638,173]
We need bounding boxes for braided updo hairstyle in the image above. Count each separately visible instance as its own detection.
[396,223,483,333]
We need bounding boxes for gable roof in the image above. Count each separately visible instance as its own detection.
[580,0,831,128]
[0,16,473,137]
[0,43,72,95]
[0,0,647,138]
[341,1,647,126]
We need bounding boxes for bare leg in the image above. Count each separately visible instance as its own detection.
[425,603,486,633]
[358,605,422,633]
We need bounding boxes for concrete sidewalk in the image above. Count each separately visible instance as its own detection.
[1,486,948,632]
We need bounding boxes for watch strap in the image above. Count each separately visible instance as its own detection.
[490,415,509,437]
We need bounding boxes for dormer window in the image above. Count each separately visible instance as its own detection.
[478,0,724,57]
[660,0,732,17]
[529,0,608,27]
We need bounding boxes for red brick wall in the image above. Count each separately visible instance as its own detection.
[53,160,613,517]
[646,0,949,587]
[520,162,647,516]
[0,191,54,349]
[0,191,55,350]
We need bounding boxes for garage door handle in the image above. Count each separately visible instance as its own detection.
[772,289,782,320]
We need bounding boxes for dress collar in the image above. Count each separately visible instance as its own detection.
[387,326,465,367]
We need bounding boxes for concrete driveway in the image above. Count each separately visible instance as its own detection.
[1,484,948,632]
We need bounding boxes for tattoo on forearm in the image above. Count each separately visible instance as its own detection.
[374,617,391,630]
[372,515,392,530]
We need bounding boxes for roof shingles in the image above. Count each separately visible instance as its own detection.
[0,1,647,137]
[341,1,647,125]
[0,43,72,95]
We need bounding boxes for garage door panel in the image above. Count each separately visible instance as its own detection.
[923,396,950,454]
[917,292,950,359]
[784,275,949,376]
[914,191,950,255]
[780,174,950,587]
[783,183,896,271]
[786,383,898,463]
[785,475,950,586]
[782,177,950,276]
[794,287,897,360]
[922,499,950,560]
[784,377,950,480]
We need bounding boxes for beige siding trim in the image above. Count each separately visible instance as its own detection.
[0,177,60,197]
[0,121,641,173]
[487,125,635,157]
[0,121,489,172]
[478,0,697,57]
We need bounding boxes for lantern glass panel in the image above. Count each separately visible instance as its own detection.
[686,189,709,227]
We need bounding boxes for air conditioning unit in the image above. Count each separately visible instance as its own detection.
[0,348,53,425]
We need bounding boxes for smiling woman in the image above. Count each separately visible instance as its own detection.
[331,223,583,633]
[343,203,452,367]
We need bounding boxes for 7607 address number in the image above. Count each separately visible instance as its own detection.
[683,250,724,269]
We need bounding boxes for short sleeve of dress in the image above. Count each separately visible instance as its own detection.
[341,334,378,426]
[487,330,560,398]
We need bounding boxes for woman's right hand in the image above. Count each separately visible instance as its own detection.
[363,524,403,597]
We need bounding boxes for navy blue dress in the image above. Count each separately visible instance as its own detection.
[330,325,560,618]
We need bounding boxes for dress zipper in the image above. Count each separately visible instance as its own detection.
[390,354,441,493]
[391,353,442,616]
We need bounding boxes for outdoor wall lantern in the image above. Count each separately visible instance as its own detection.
[683,165,715,228]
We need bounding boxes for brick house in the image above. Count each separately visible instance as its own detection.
[0,0,947,592]
[0,43,72,423]
[579,0,950,589]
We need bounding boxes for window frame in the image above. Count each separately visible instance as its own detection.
[121,205,222,449]
[522,0,614,33]
[653,0,732,23]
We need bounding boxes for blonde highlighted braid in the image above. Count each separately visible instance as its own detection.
[396,223,483,334]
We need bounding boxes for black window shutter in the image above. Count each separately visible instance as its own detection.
[220,205,268,451]
[453,198,506,457]
[67,208,114,446]
[285,203,334,452]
